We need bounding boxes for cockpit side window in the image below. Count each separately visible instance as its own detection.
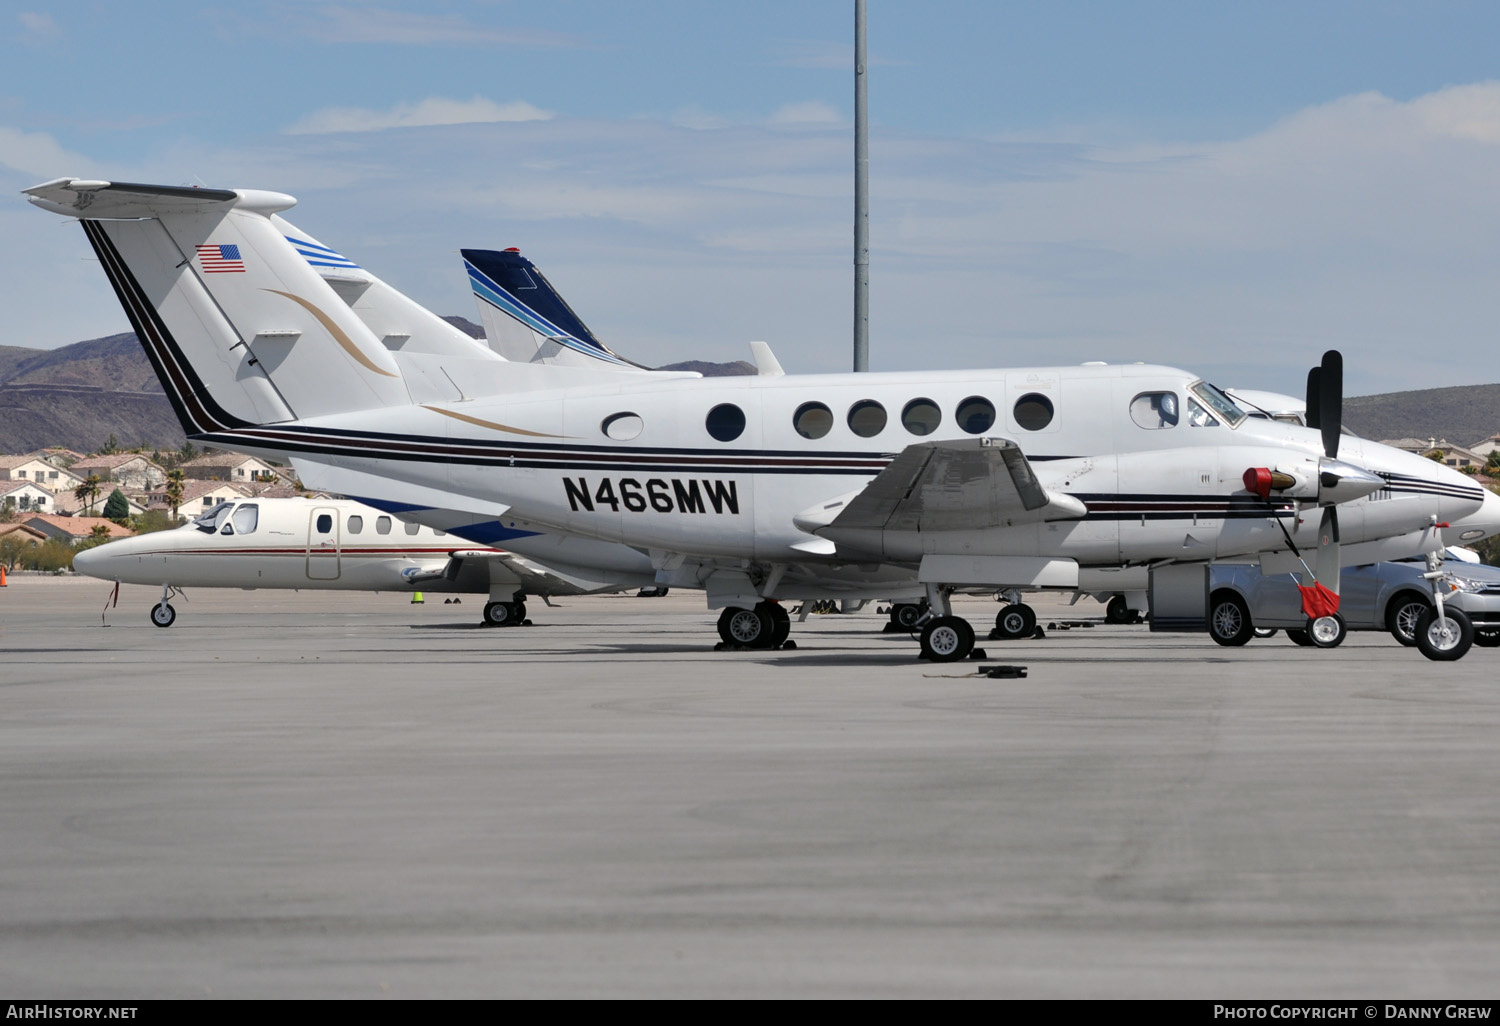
[231,504,259,536]
[1187,398,1220,427]
[1130,392,1179,429]
[193,501,233,533]
[1188,380,1246,427]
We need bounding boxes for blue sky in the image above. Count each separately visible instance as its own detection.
[5,1,1500,396]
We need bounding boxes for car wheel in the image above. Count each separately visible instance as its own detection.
[1208,593,1254,646]
[1415,606,1474,661]
[1386,594,1431,647]
[1306,613,1346,648]
[1286,628,1313,647]
[1253,627,1278,639]
[1473,630,1500,648]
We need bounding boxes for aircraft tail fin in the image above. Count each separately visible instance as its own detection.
[462,247,642,369]
[25,178,414,434]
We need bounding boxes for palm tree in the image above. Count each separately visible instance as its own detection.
[73,475,103,516]
[165,468,185,522]
[1485,449,1500,476]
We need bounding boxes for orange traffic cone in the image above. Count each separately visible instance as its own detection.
[0,564,7,586]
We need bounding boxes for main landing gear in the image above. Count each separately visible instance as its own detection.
[482,591,529,627]
[715,601,793,650]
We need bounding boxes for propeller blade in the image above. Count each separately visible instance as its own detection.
[1314,505,1341,599]
[1305,366,1322,431]
[1319,350,1342,460]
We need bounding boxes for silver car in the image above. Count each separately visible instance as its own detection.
[1207,557,1500,660]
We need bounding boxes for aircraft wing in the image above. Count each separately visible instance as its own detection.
[796,437,1086,536]
[439,549,623,597]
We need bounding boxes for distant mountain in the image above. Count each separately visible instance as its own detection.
[1344,384,1500,447]
[656,360,757,376]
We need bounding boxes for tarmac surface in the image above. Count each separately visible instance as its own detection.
[2,574,1498,999]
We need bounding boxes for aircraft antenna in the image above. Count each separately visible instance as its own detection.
[853,0,870,372]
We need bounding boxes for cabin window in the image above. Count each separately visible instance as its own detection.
[793,402,833,440]
[956,396,995,434]
[847,400,887,438]
[1130,392,1179,429]
[901,398,941,436]
[434,529,446,537]
[376,516,392,535]
[405,522,420,535]
[316,514,333,533]
[706,403,746,442]
[347,515,364,534]
[231,504,259,536]
[602,412,644,441]
[1013,393,1054,431]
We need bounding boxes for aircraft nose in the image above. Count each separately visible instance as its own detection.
[71,541,111,579]
[1448,485,1500,547]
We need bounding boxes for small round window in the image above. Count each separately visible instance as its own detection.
[793,401,833,439]
[847,400,887,438]
[1013,393,1055,431]
[602,412,643,441]
[901,398,941,436]
[955,396,995,434]
[705,403,746,442]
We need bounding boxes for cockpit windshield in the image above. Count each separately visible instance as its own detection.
[192,501,234,533]
[1188,381,1247,428]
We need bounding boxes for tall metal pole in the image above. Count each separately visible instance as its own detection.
[853,0,869,371]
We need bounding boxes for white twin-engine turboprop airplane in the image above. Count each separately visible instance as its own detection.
[27,178,1500,661]
[73,496,627,627]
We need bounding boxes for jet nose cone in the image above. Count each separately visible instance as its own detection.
[71,540,113,578]
[1447,486,1500,547]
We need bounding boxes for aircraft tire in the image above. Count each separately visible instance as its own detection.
[150,602,176,628]
[1473,630,1500,648]
[920,616,975,662]
[1286,628,1313,647]
[760,601,792,647]
[1386,594,1430,647]
[1415,606,1474,662]
[1208,592,1254,646]
[718,606,773,648]
[993,603,1036,640]
[483,601,519,626]
[1306,613,1347,648]
[890,602,926,630]
[1104,595,1134,625]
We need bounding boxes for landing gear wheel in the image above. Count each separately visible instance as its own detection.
[717,605,773,649]
[1208,593,1254,647]
[890,602,927,630]
[1253,627,1278,639]
[1387,596,1431,647]
[483,601,520,626]
[1104,595,1134,625]
[1415,606,1474,661]
[993,603,1037,640]
[920,616,975,662]
[1306,613,1347,648]
[1286,628,1313,647]
[762,601,792,647]
[1473,631,1500,648]
[149,602,176,628]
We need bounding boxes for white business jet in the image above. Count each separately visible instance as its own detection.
[73,496,627,627]
[27,178,1500,661]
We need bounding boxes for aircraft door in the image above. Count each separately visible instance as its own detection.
[306,507,341,580]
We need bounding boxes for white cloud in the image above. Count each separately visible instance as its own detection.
[769,102,841,127]
[0,126,96,178]
[17,11,59,38]
[286,97,553,135]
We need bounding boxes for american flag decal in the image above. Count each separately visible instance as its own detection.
[196,243,245,273]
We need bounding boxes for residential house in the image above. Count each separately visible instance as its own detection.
[1,480,57,514]
[1379,437,1489,471]
[68,453,167,491]
[0,454,85,493]
[179,451,280,484]
[1469,434,1500,460]
[0,522,48,547]
[22,515,135,544]
[147,479,251,517]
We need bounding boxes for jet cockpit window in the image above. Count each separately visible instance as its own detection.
[376,516,392,535]
[1187,398,1219,427]
[847,400,887,438]
[793,402,833,439]
[1130,392,1179,429]
[192,501,233,533]
[1188,381,1246,428]
[901,398,942,436]
[347,515,363,534]
[956,396,996,434]
[230,504,258,536]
